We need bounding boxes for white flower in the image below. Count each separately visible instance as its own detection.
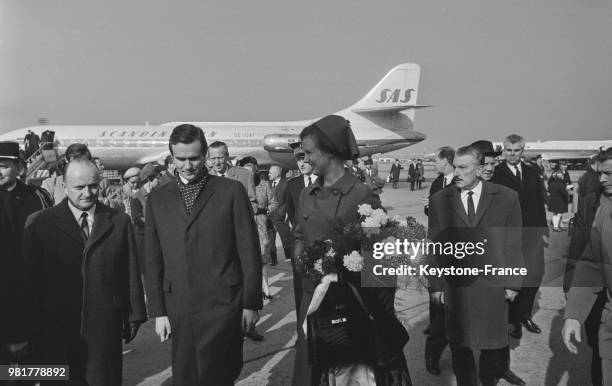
[358,203,374,217]
[325,247,336,258]
[343,251,365,272]
[314,259,323,273]
[370,209,389,226]
[361,217,380,229]
[392,215,408,227]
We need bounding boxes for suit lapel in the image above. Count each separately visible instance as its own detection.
[164,183,189,224]
[186,179,215,229]
[84,207,113,253]
[448,188,470,227]
[472,182,495,229]
[53,200,85,246]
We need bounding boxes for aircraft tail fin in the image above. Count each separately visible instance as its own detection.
[349,63,426,119]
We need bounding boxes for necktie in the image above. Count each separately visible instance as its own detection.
[306,176,312,187]
[443,178,447,188]
[515,167,521,182]
[80,212,89,241]
[467,191,476,226]
[273,181,277,189]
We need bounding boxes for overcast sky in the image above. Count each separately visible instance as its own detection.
[2,0,611,154]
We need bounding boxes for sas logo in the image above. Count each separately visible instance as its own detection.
[376,88,415,104]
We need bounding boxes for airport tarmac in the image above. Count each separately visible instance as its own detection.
[123,166,592,385]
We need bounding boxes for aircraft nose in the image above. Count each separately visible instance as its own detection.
[411,130,426,143]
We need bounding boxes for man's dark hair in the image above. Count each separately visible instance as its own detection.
[299,125,341,158]
[65,143,92,161]
[599,147,612,163]
[437,146,455,165]
[455,145,483,165]
[168,124,208,155]
[164,155,173,167]
[208,141,229,156]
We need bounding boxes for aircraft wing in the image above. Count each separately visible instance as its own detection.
[352,104,431,114]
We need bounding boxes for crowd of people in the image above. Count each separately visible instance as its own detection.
[1,115,612,385]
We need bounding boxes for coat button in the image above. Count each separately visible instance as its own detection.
[303,214,309,220]
[332,189,339,195]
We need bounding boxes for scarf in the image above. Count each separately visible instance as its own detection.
[175,168,209,215]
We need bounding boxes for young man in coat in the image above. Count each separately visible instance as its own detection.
[22,158,146,385]
[491,134,549,339]
[428,146,524,386]
[145,124,262,385]
[0,141,52,368]
[563,147,612,384]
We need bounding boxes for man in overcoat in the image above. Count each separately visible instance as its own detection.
[285,142,318,319]
[429,146,523,386]
[22,158,146,385]
[145,124,262,385]
[491,134,548,338]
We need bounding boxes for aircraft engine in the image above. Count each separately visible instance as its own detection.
[263,134,301,153]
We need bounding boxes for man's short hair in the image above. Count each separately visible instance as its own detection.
[169,124,208,155]
[455,146,483,165]
[599,147,612,163]
[503,134,525,147]
[208,141,229,156]
[65,143,92,161]
[437,146,455,165]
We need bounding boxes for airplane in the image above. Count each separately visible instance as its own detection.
[0,63,428,172]
[491,140,612,161]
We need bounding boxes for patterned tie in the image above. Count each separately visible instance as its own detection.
[306,176,312,187]
[467,191,476,226]
[80,212,89,241]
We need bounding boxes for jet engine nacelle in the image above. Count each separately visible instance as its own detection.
[263,134,301,153]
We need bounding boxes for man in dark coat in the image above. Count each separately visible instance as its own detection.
[408,161,417,190]
[0,141,52,367]
[285,142,318,320]
[491,134,548,339]
[22,158,146,386]
[145,124,262,385]
[428,146,523,386]
[390,159,403,188]
[268,164,292,265]
[579,157,601,199]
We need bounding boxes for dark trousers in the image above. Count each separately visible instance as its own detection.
[269,218,293,265]
[586,290,607,386]
[510,231,544,322]
[425,301,448,360]
[410,179,415,190]
[392,180,398,188]
[450,344,508,386]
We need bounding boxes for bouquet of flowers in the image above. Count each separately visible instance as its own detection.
[299,204,428,323]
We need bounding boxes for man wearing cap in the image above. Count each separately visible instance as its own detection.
[121,167,141,217]
[0,141,52,368]
[207,141,258,214]
[285,141,318,321]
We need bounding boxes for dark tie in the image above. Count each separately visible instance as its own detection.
[306,176,312,187]
[467,191,476,226]
[515,167,521,182]
[443,178,447,188]
[272,181,277,189]
[80,212,89,241]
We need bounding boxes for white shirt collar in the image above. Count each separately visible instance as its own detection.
[179,174,190,184]
[304,174,317,185]
[67,200,96,231]
[460,180,483,212]
[443,172,454,186]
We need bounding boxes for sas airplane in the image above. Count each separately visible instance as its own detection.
[0,63,428,171]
